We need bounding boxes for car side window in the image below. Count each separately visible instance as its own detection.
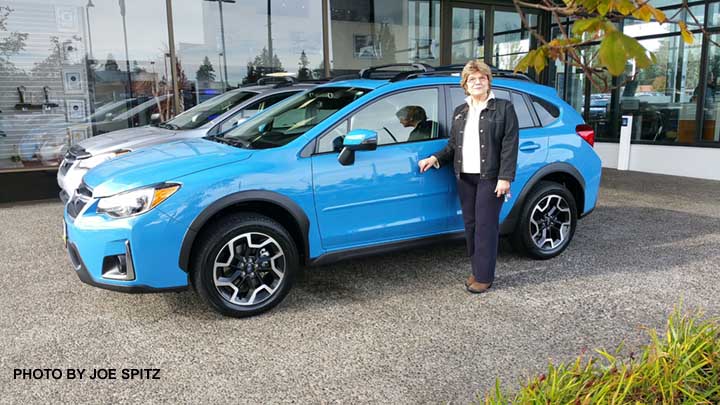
[531,95,560,126]
[448,86,533,129]
[216,92,299,134]
[316,120,348,153]
[316,88,440,153]
[510,92,534,129]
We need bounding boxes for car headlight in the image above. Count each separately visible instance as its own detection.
[96,183,180,218]
[77,149,131,169]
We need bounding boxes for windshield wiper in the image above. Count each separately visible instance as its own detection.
[205,135,250,148]
[158,123,179,130]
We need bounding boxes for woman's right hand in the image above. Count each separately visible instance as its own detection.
[418,156,438,173]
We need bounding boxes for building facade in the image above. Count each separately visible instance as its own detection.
[0,0,718,186]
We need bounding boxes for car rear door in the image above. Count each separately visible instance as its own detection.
[446,85,549,230]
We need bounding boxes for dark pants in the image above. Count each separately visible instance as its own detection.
[456,173,504,284]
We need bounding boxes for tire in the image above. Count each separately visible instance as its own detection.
[512,181,578,260]
[191,213,299,318]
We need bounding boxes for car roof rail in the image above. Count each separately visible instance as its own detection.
[257,76,295,86]
[329,73,361,82]
[390,63,535,83]
[358,63,434,79]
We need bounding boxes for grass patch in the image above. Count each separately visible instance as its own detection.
[483,306,720,404]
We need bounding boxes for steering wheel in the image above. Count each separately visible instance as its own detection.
[382,126,398,143]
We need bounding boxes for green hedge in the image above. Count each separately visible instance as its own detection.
[483,307,720,404]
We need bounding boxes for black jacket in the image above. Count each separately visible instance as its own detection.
[433,97,519,181]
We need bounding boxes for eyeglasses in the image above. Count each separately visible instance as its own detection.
[467,76,489,84]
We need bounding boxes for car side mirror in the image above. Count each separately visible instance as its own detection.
[338,129,377,166]
[150,113,161,125]
[104,112,114,121]
[343,129,377,151]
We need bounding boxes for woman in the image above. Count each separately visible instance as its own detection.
[418,60,519,293]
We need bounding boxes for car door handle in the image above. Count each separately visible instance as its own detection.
[519,141,541,152]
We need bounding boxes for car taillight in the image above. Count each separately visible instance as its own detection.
[576,124,595,147]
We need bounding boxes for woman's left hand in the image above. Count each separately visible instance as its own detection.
[495,180,511,198]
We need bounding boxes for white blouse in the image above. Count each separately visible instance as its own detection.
[461,91,495,174]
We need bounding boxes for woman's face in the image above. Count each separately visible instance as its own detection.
[465,72,490,97]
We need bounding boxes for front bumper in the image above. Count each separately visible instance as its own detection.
[64,197,190,292]
[66,241,186,293]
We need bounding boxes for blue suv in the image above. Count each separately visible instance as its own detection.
[64,66,601,317]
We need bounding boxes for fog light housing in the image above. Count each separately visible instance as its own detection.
[101,241,136,281]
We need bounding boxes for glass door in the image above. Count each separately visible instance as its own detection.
[445,3,488,65]
[491,7,539,71]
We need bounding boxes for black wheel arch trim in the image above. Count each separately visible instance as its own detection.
[178,190,310,272]
[499,162,586,235]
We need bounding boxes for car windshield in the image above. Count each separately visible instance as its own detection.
[89,99,138,122]
[163,90,258,130]
[112,95,169,121]
[218,86,370,149]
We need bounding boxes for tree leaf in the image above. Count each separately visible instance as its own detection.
[615,0,635,15]
[620,33,652,69]
[572,17,608,36]
[578,0,601,13]
[679,21,694,44]
[597,0,611,16]
[599,31,626,76]
[649,51,657,65]
[533,48,547,73]
[650,6,667,23]
[632,4,653,22]
[514,50,536,73]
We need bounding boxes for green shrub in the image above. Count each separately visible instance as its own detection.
[483,307,720,404]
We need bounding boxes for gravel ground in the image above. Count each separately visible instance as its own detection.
[1,168,719,404]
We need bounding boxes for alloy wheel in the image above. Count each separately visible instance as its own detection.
[213,232,286,306]
[529,194,572,251]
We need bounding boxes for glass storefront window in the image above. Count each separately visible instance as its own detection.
[702,34,720,143]
[619,33,703,143]
[173,0,324,109]
[547,23,569,97]
[709,2,720,27]
[492,10,538,71]
[0,0,170,172]
[329,0,441,75]
[623,5,706,35]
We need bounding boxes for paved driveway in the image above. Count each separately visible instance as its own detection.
[1,169,719,403]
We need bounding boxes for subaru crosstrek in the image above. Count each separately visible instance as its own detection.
[64,69,601,317]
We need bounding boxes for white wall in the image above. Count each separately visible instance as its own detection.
[595,142,619,169]
[596,142,720,181]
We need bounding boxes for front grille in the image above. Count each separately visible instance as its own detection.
[67,182,93,219]
[76,182,92,198]
[59,159,73,175]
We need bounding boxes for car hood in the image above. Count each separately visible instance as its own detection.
[78,126,177,154]
[84,138,252,197]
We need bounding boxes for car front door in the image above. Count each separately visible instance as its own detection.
[311,87,455,251]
